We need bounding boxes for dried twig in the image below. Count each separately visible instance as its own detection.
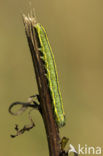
[22,14,61,156]
[9,13,78,156]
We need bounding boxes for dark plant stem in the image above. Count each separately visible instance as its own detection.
[22,15,62,156]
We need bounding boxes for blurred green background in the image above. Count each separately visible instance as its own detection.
[0,0,103,156]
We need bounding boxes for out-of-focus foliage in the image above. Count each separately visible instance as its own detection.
[0,0,103,156]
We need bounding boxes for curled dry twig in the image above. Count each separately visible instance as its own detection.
[9,95,41,138]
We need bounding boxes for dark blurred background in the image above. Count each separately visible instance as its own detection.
[0,0,103,156]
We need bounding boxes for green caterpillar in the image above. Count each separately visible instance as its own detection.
[34,23,65,128]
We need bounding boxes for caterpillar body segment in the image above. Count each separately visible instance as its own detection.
[34,23,65,128]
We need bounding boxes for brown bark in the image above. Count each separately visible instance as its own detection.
[22,15,61,156]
